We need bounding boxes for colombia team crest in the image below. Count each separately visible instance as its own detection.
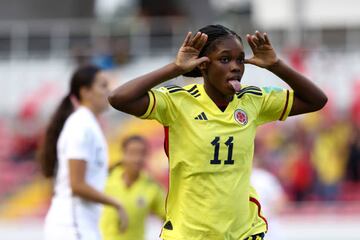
[137,196,146,208]
[234,109,248,125]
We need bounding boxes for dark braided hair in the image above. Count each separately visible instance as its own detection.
[183,24,243,78]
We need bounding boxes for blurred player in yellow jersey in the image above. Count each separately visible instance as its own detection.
[100,136,165,240]
[108,24,327,239]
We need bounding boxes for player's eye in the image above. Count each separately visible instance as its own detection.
[237,57,245,64]
[219,57,230,63]
[101,82,108,88]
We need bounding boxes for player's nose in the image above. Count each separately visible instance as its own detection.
[230,60,241,72]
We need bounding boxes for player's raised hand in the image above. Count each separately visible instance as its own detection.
[245,31,279,69]
[175,32,209,74]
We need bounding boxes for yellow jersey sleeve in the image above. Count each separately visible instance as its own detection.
[149,184,166,219]
[140,87,179,126]
[256,86,294,126]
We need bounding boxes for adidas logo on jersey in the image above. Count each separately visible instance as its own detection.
[194,112,208,120]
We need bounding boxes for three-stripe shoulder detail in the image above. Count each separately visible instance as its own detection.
[165,85,201,98]
[236,86,262,99]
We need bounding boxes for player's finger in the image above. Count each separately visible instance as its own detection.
[193,33,204,49]
[198,34,208,50]
[264,32,271,45]
[181,32,192,47]
[119,218,128,232]
[189,32,202,47]
[120,221,128,233]
[244,58,254,64]
[194,56,210,66]
[251,35,260,47]
[246,34,257,51]
[192,32,204,48]
[255,31,265,45]
[194,33,208,50]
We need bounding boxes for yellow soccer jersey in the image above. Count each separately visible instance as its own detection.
[140,83,293,240]
[247,186,269,237]
[99,165,165,240]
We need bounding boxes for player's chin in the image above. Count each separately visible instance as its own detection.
[100,102,110,112]
[222,85,236,96]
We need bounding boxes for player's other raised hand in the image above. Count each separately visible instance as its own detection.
[175,32,209,74]
[245,31,279,69]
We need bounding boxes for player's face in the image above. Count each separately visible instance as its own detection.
[123,140,147,175]
[203,37,245,97]
[87,71,111,113]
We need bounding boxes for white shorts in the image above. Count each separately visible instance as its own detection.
[44,197,102,240]
[44,224,101,240]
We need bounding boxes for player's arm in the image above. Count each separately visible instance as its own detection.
[69,159,128,232]
[245,31,327,116]
[150,185,166,220]
[267,60,327,116]
[108,32,209,116]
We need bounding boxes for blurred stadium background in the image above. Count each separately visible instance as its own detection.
[1,0,360,239]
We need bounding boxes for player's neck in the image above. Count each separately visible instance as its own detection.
[80,102,101,117]
[122,170,139,188]
[203,83,233,110]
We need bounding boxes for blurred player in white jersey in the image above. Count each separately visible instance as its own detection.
[251,159,287,240]
[38,65,127,240]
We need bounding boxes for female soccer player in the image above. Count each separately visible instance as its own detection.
[38,65,127,240]
[108,25,327,239]
[100,135,165,240]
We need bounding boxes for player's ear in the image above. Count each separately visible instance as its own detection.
[79,86,91,102]
[198,61,208,72]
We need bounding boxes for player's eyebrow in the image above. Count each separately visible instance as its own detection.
[217,49,245,57]
[217,49,232,54]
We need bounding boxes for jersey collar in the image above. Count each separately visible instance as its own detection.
[197,84,237,114]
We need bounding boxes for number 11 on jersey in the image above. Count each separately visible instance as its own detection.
[210,136,235,165]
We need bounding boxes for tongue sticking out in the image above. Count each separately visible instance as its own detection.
[229,80,241,93]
